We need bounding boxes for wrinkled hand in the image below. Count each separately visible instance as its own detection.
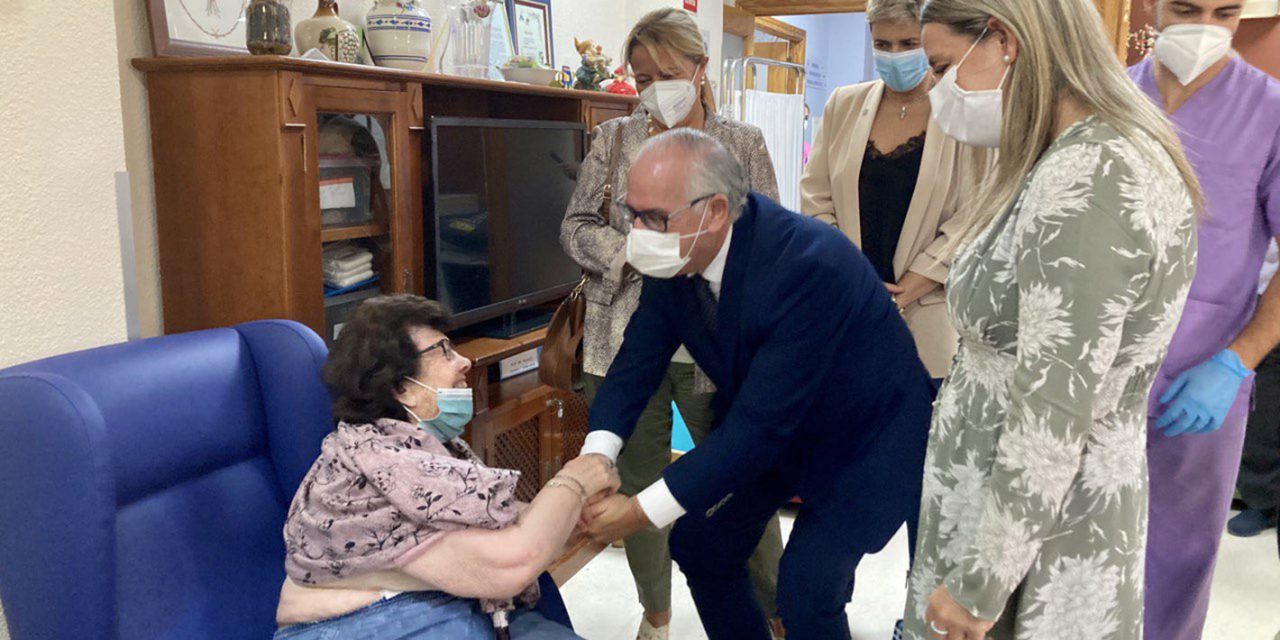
[582,494,651,544]
[1157,349,1252,437]
[926,587,995,640]
[558,454,621,497]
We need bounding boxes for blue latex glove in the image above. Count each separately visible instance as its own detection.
[1156,349,1253,437]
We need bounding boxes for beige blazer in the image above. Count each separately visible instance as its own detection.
[800,79,987,377]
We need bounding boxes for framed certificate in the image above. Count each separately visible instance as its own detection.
[512,0,554,68]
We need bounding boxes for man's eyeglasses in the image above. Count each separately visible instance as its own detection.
[616,194,716,233]
[417,338,457,361]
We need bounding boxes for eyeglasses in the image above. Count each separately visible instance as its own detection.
[616,194,716,233]
[417,338,457,361]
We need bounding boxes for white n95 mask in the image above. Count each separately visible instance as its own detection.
[928,30,1009,149]
[625,200,711,279]
[1154,24,1233,86]
[640,75,700,128]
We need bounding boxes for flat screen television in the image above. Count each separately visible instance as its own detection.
[426,117,587,334]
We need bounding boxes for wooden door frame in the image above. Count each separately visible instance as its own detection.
[723,12,807,95]
[736,0,866,14]
[1095,0,1133,59]
[732,0,1132,60]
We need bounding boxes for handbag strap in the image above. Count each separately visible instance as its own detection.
[598,123,627,219]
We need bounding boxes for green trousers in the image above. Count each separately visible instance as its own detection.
[584,363,784,616]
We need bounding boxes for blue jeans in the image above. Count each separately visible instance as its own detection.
[273,592,581,640]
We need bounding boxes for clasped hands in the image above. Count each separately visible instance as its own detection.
[560,454,654,544]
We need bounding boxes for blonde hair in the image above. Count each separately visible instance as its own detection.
[623,8,716,112]
[868,0,922,25]
[921,0,1203,245]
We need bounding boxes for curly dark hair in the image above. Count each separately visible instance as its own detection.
[323,295,452,425]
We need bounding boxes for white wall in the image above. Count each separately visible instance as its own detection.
[0,3,129,369]
[552,0,723,88]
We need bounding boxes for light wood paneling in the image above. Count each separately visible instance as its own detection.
[1095,0,1133,59]
[724,4,757,38]
[756,16,806,42]
[736,0,866,15]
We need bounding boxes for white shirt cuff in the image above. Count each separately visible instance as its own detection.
[635,479,687,528]
[580,431,624,462]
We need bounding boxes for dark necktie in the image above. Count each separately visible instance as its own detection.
[693,276,719,332]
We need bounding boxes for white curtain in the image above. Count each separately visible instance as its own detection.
[741,89,806,211]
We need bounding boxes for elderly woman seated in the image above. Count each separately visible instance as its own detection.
[274,295,619,639]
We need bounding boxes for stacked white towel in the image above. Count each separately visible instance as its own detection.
[323,244,376,288]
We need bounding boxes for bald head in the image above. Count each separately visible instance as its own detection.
[622,129,748,276]
[630,129,750,219]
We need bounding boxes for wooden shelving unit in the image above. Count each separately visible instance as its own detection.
[320,222,390,243]
[132,55,635,337]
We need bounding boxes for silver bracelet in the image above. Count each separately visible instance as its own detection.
[546,477,588,504]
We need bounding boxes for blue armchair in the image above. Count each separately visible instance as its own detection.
[0,320,570,639]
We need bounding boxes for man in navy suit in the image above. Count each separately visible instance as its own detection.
[576,129,934,640]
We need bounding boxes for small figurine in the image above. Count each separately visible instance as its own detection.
[573,38,613,91]
[606,65,638,96]
[558,66,574,89]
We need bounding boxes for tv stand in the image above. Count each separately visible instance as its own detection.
[472,308,554,339]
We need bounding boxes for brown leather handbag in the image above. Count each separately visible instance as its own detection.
[539,125,626,391]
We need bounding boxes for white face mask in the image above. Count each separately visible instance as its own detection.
[640,69,702,128]
[928,30,1010,149]
[1154,24,1233,86]
[625,200,711,279]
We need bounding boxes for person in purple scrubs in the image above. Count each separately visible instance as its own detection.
[1129,1,1280,639]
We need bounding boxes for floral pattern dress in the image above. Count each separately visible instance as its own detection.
[902,118,1197,640]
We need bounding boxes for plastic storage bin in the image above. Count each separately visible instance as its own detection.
[318,155,378,227]
[323,286,380,344]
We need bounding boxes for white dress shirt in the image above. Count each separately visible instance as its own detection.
[579,226,735,528]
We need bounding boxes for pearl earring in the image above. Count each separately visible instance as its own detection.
[1003,55,1012,63]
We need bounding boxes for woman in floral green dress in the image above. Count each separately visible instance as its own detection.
[904,0,1202,638]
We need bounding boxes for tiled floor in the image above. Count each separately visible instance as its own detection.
[0,519,1271,640]
[559,512,1280,640]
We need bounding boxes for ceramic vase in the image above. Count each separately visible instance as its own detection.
[295,1,361,63]
[365,0,434,71]
[246,0,292,55]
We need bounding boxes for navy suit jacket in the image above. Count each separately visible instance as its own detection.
[589,193,934,523]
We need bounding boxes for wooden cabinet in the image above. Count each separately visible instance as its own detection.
[583,99,632,131]
[455,327,590,502]
[133,56,636,340]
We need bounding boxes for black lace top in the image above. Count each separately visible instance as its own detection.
[859,133,926,283]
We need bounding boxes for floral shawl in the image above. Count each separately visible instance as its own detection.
[283,419,536,610]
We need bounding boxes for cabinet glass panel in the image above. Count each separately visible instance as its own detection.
[316,112,394,233]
